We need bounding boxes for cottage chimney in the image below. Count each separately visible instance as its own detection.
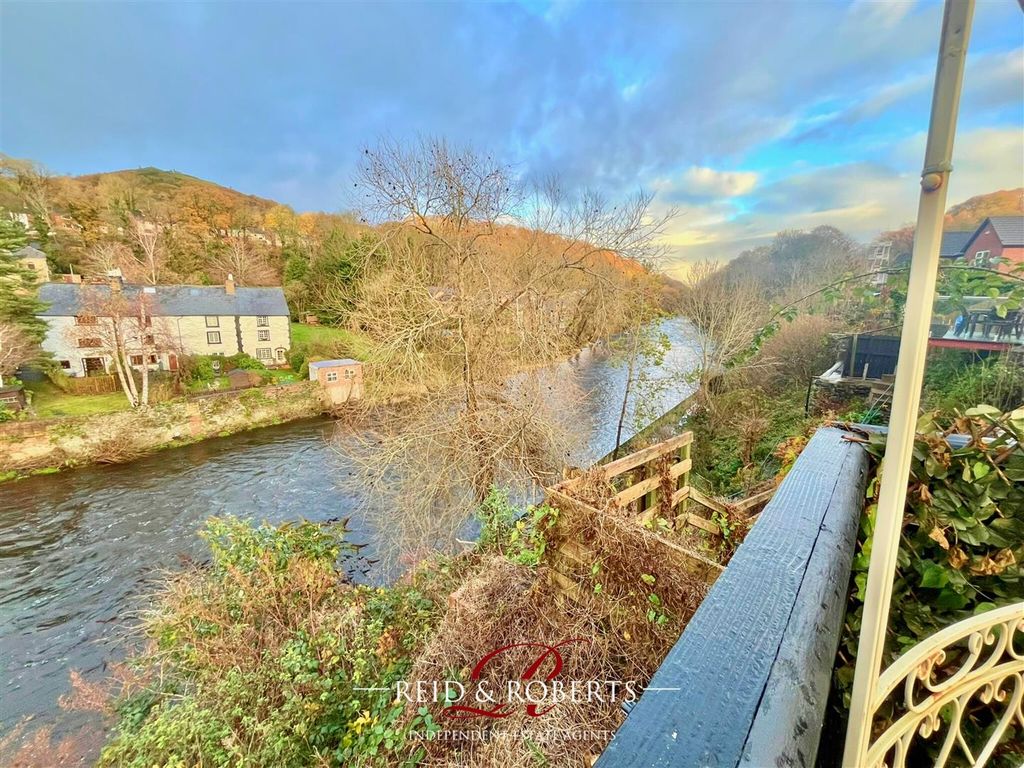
[106,268,123,292]
[225,273,236,295]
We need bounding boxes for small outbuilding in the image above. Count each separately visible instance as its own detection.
[308,359,364,405]
[0,384,27,412]
[227,368,262,390]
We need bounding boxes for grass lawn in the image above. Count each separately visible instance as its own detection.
[266,369,299,384]
[186,376,232,393]
[290,322,372,359]
[24,380,133,419]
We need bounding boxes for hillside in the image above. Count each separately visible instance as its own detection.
[944,187,1023,230]
[59,167,280,218]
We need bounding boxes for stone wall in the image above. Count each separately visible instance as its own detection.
[0,382,323,475]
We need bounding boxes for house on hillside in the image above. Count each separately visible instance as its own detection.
[889,217,1022,271]
[14,244,51,283]
[960,215,1024,270]
[37,273,291,377]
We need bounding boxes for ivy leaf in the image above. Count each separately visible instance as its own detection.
[919,564,949,589]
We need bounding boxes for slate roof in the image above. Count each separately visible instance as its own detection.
[987,216,1024,246]
[14,244,47,259]
[939,231,973,258]
[37,282,289,318]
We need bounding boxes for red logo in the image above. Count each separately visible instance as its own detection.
[445,638,592,719]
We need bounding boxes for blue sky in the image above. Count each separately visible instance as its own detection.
[2,0,1022,276]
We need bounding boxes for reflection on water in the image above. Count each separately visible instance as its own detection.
[0,317,700,743]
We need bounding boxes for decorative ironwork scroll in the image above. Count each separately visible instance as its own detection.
[864,603,1024,768]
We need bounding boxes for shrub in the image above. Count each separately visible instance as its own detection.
[924,355,1024,413]
[223,353,267,372]
[834,406,1024,766]
[42,362,73,392]
[476,487,558,567]
[288,347,307,373]
[179,355,216,384]
[755,314,839,391]
[99,517,442,768]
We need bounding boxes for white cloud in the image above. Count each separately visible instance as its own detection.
[657,126,1024,273]
[680,167,759,198]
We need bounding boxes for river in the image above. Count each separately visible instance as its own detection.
[0,317,701,751]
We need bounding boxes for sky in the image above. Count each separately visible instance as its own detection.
[1,0,1022,278]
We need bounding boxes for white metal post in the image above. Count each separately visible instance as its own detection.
[842,1,975,765]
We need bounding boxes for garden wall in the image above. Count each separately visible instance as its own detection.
[0,382,323,475]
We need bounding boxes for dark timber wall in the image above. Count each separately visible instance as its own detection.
[596,427,869,768]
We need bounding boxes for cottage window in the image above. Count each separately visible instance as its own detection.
[344,368,355,379]
[75,315,97,325]
[205,316,219,328]
[207,331,222,344]
[255,347,272,360]
[257,329,270,341]
[256,315,269,327]
[130,354,144,366]
[973,249,990,266]
[325,371,339,382]
[78,337,101,348]
[59,360,71,369]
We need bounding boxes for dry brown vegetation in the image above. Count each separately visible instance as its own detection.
[334,138,673,566]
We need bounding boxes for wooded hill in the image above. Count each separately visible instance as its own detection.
[944,187,1023,229]
[0,157,682,318]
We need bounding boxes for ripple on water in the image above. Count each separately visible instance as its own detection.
[0,318,703,746]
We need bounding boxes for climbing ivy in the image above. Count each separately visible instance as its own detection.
[834,406,1024,766]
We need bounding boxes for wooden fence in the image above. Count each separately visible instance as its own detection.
[596,426,870,768]
[549,431,774,537]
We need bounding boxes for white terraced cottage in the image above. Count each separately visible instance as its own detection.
[37,274,291,377]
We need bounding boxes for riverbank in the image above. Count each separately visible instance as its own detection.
[0,382,324,480]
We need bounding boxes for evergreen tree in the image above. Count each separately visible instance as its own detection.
[0,216,49,342]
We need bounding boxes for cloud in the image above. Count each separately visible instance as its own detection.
[657,126,1024,273]
[0,0,1020,227]
[679,167,759,198]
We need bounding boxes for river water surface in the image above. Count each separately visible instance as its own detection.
[0,318,701,749]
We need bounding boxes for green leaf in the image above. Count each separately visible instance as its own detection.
[919,564,949,589]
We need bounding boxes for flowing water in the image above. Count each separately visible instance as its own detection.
[0,317,701,748]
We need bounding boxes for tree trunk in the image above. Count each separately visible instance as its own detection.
[108,329,138,408]
[613,322,642,460]
[139,308,150,406]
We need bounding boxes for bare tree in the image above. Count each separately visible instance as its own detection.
[210,235,276,286]
[126,215,165,285]
[677,260,766,400]
[66,288,176,407]
[83,240,132,278]
[0,322,35,387]
[337,138,672,564]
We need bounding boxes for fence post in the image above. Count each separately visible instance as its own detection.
[678,440,691,511]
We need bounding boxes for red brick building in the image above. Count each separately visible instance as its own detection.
[960,216,1024,271]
